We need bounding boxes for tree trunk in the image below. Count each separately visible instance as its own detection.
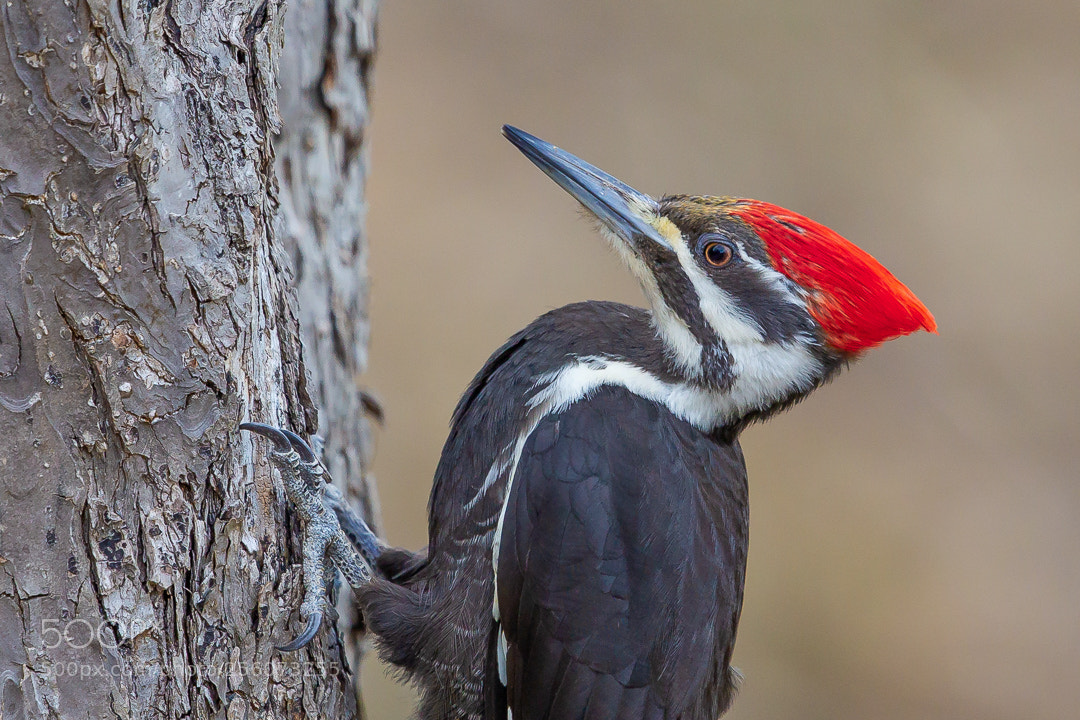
[0,0,377,717]
[275,0,380,698]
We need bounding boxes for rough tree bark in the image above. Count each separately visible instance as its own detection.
[0,0,378,717]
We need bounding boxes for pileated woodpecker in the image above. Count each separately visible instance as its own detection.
[242,126,935,720]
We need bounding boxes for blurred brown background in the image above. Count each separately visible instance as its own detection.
[356,2,1079,718]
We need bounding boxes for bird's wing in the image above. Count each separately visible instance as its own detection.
[489,385,748,720]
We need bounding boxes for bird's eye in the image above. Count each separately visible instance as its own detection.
[703,240,734,268]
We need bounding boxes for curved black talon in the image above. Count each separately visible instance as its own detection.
[276,612,322,652]
[240,422,319,463]
[274,428,318,463]
[239,423,293,454]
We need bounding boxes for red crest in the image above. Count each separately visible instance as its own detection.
[731,201,937,354]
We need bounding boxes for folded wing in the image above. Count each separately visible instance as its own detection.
[491,386,749,720]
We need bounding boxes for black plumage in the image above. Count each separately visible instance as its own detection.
[495,385,747,720]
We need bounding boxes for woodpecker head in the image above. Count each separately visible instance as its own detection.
[504,125,936,425]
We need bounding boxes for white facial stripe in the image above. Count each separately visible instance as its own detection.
[598,225,702,376]
[670,238,766,346]
[738,249,806,308]
[676,233,817,391]
[648,300,702,377]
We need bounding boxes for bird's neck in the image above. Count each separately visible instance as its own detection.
[523,302,837,434]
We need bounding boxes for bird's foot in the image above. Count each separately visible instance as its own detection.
[240,422,382,650]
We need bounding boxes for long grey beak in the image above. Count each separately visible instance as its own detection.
[502,125,672,252]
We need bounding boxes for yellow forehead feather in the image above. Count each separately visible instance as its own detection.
[649,216,685,248]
